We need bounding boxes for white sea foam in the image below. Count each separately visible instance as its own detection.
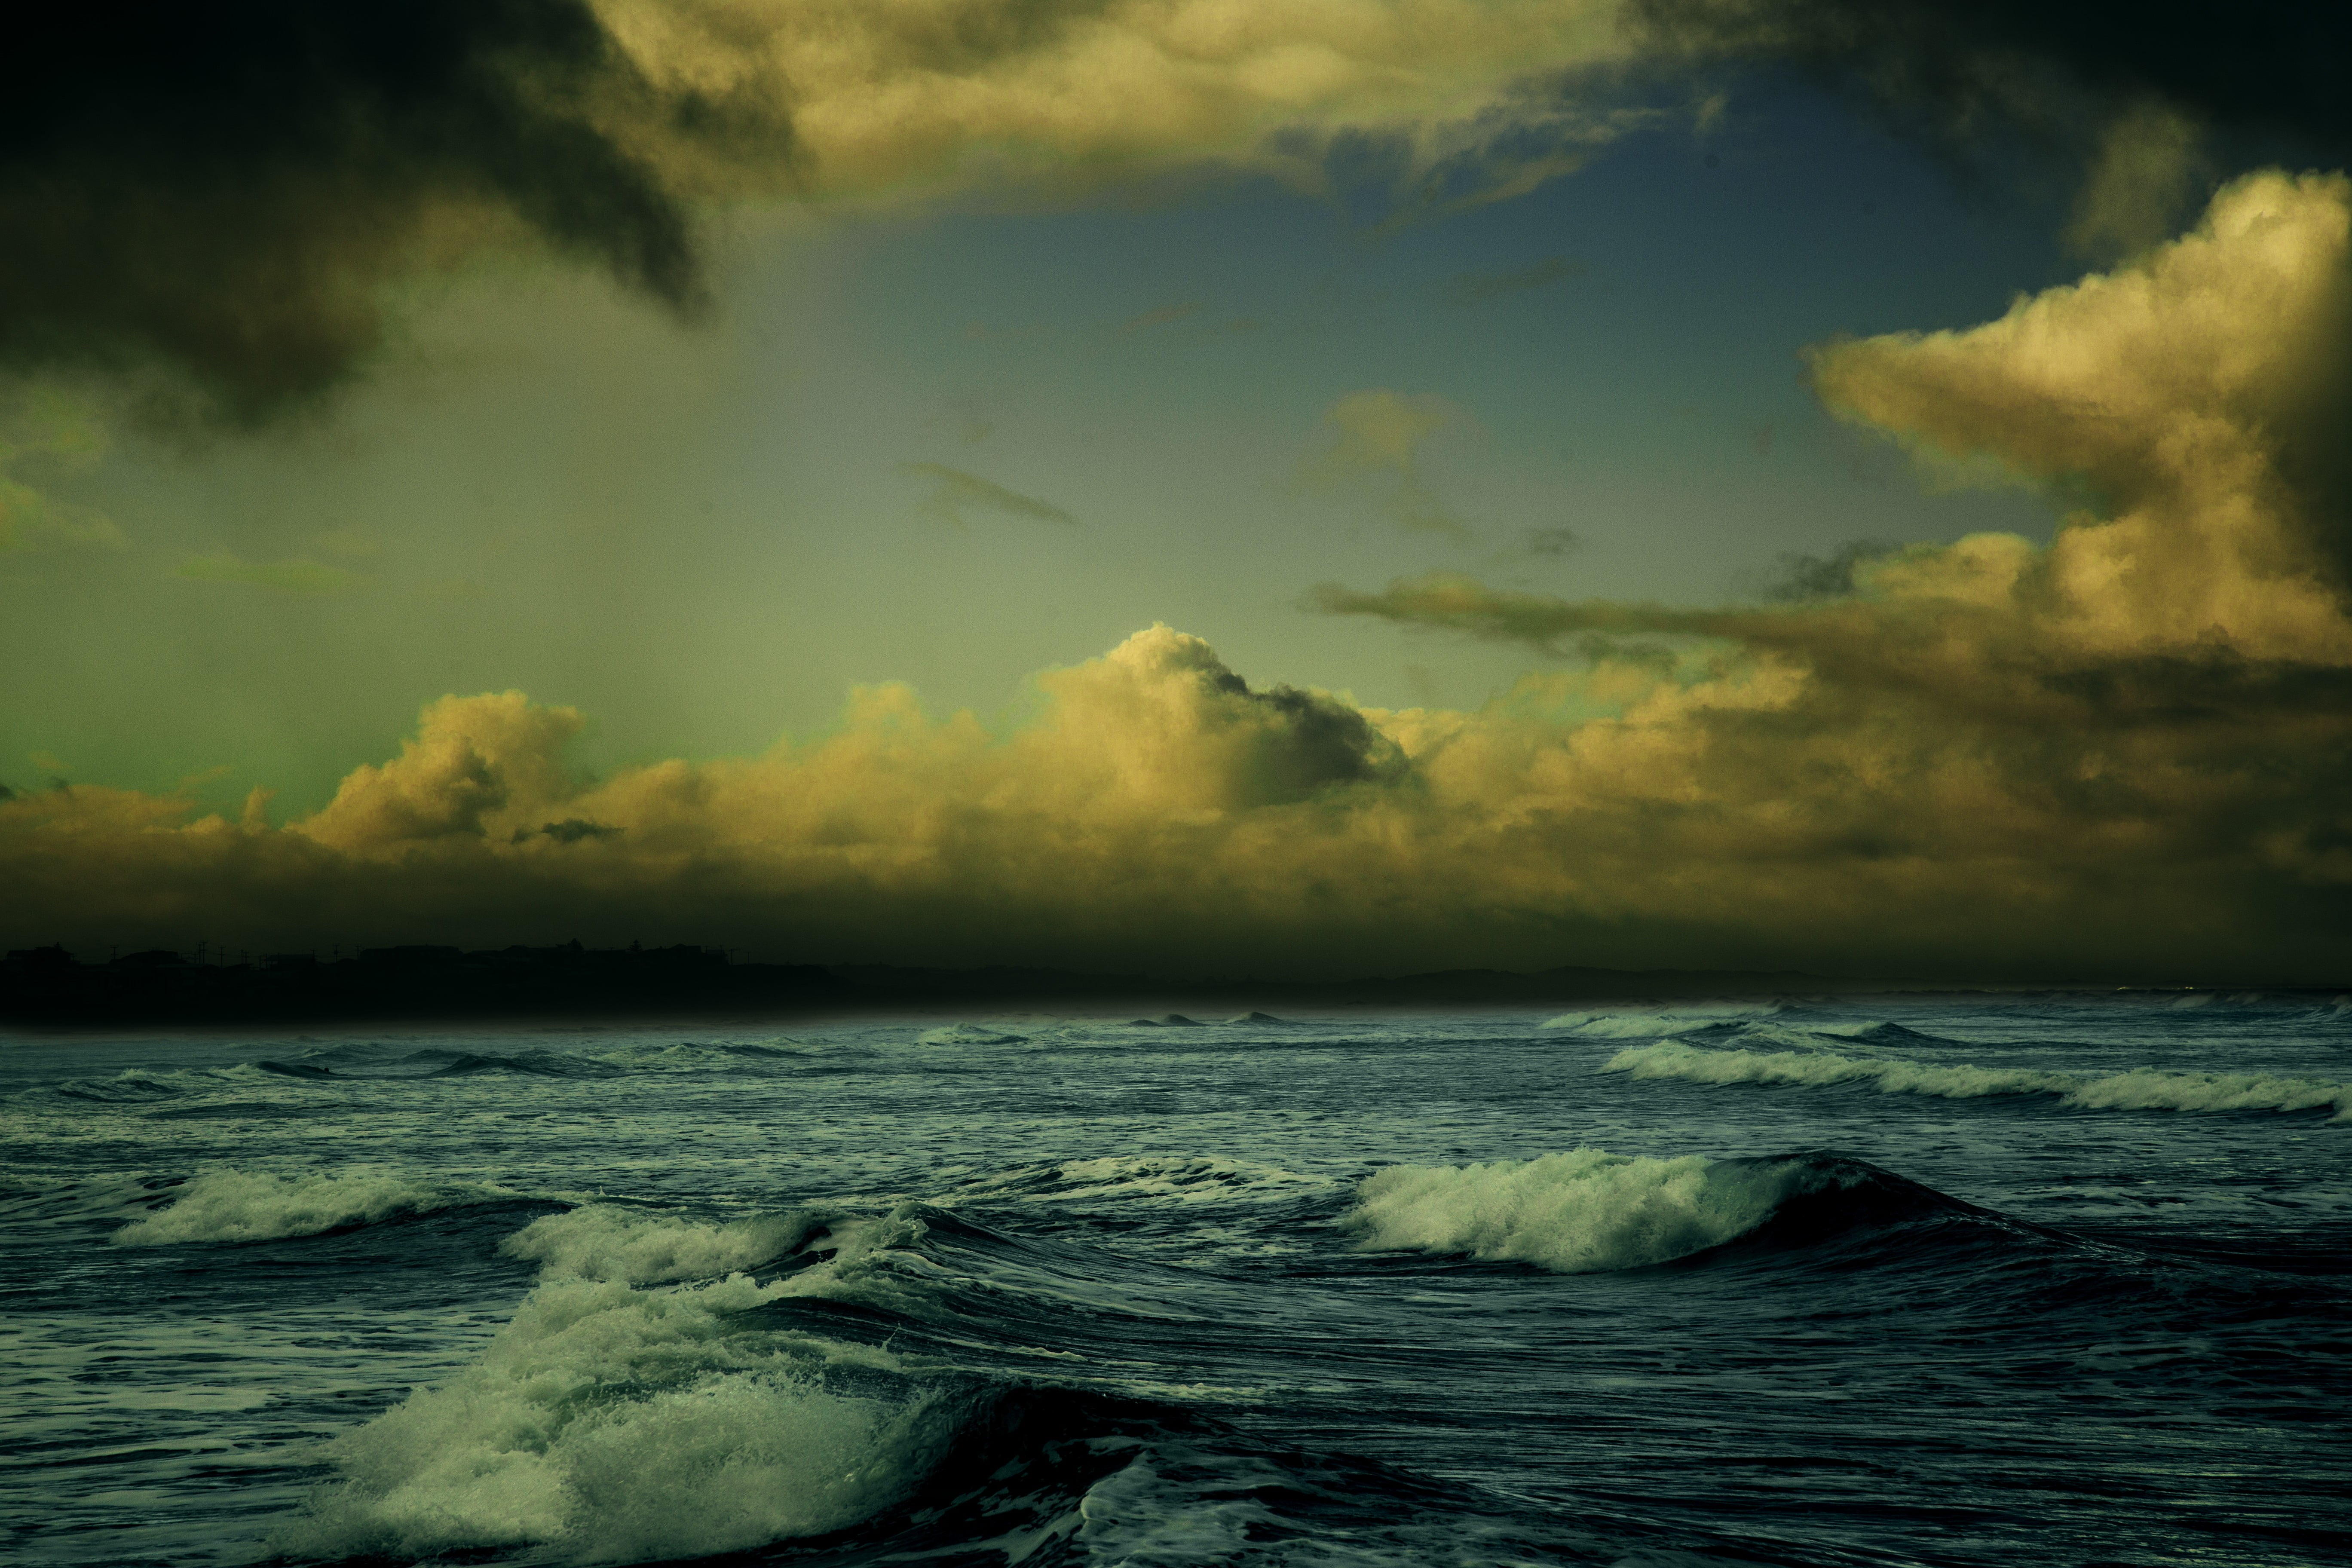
[1540,1001,1788,1038]
[1343,1148,1824,1272]
[110,1169,502,1246]
[271,1272,941,1565]
[501,1205,830,1283]
[1605,1044,2352,1120]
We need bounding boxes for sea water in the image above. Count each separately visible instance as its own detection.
[4,995,2348,1566]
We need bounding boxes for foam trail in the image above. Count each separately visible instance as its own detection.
[111,1169,504,1246]
[1343,1148,1822,1272]
[1606,1045,2352,1120]
[270,1273,939,1565]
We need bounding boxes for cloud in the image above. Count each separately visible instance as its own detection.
[899,462,1078,527]
[1519,527,1583,557]
[6,1,1652,416]
[1759,539,1893,600]
[1299,169,2352,975]
[1625,0,2349,228]
[20,1,2341,420]
[176,554,359,594]
[14,172,2352,983]
[0,391,120,554]
[1302,389,1470,536]
[1122,301,1204,333]
[2,0,710,422]
[1443,255,1586,303]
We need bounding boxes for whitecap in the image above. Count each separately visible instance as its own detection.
[1604,1043,2352,1120]
[1342,1148,1826,1272]
[111,1168,513,1246]
[270,1271,939,1565]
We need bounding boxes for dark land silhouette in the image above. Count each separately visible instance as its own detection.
[0,939,1981,1026]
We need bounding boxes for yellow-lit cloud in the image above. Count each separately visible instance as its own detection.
[9,173,2352,983]
[1303,388,1470,535]
[591,0,1641,205]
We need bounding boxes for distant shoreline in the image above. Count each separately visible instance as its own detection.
[2,940,2325,1028]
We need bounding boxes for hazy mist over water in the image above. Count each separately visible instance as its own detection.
[6,995,2349,1566]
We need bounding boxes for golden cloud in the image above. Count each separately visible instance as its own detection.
[9,173,2352,983]
[1302,388,1470,535]
[591,0,1641,203]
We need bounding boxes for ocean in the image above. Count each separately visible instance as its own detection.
[4,995,2349,1567]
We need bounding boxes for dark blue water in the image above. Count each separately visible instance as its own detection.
[4,996,2349,1566]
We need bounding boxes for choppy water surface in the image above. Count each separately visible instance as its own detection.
[5,995,2349,1567]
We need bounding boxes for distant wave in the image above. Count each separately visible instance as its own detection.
[1540,1001,1791,1038]
[1605,1043,2352,1120]
[1342,1148,1888,1272]
[918,1023,1032,1045]
[110,1168,518,1246]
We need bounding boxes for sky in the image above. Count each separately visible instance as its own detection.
[4,0,2350,984]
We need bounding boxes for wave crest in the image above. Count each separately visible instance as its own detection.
[271,1272,937,1565]
[110,1169,505,1246]
[1605,1044,2352,1120]
[1540,1002,1789,1038]
[1342,1148,1840,1272]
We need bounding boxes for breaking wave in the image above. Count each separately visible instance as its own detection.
[1605,1043,2352,1120]
[269,1270,940,1565]
[1341,1148,1904,1272]
[110,1168,517,1246]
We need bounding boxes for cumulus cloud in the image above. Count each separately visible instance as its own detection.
[1303,389,1470,536]
[12,172,2352,983]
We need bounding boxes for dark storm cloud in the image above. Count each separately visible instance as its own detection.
[1,1,726,420]
[0,2,1669,419]
[1626,0,2352,163]
[1762,539,1894,600]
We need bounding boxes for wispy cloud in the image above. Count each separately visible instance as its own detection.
[176,554,357,594]
[899,462,1077,527]
[1444,256,1586,304]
